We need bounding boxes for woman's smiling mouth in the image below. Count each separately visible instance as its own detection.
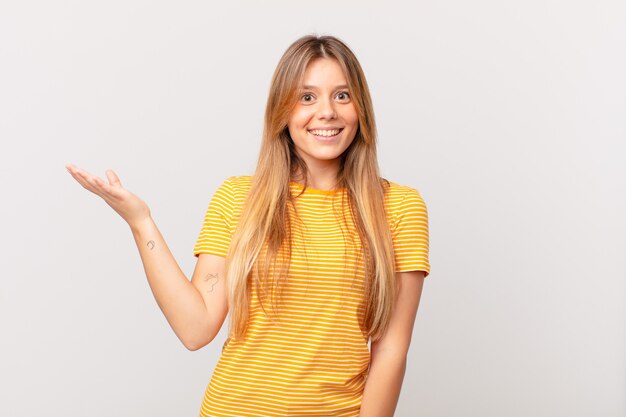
[308,128,343,141]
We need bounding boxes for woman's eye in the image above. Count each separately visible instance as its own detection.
[300,91,349,102]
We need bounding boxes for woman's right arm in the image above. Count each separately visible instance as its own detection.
[129,217,228,351]
[66,163,228,351]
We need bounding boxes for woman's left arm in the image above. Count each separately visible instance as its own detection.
[359,270,426,417]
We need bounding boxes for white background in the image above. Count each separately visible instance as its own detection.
[1,1,624,416]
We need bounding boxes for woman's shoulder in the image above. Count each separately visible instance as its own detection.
[382,178,427,216]
[382,178,423,199]
[224,174,253,188]
[214,175,253,200]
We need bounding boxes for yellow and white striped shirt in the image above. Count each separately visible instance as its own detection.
[193,175,430,416]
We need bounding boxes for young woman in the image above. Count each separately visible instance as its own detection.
[66,34,430,417]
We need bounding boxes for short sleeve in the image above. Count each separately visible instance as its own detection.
[391,187,431,276]
[193,176,236,258]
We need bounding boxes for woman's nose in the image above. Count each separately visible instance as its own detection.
[317,97,337,119]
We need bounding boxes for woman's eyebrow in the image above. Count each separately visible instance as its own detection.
[302,84,349,90]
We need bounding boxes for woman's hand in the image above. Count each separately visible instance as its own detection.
[66,163,152,229]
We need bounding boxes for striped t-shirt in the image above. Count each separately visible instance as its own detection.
[193,175,430,417]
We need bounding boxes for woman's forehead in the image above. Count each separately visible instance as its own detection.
[300,58,348,88]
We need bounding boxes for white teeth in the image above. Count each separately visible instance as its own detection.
[310,129,341,137]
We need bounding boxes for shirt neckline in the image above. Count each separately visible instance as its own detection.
[289,181,346,195]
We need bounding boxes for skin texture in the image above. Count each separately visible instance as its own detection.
[203,272,219,293]
[287,57,359,190]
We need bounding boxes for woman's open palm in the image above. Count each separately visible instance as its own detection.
[66,163,151,228]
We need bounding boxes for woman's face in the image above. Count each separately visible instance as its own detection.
[287,58,359,172]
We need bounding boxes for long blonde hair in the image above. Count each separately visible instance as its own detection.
[224,34,397,344]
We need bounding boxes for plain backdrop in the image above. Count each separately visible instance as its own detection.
[1,1,624,416]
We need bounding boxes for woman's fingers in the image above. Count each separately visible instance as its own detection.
[66,164,121,199]
[105,169,122,187]
[67,165,97,192]
[66,163,151,226]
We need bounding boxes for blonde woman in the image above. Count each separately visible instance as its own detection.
[66,34,430,417]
